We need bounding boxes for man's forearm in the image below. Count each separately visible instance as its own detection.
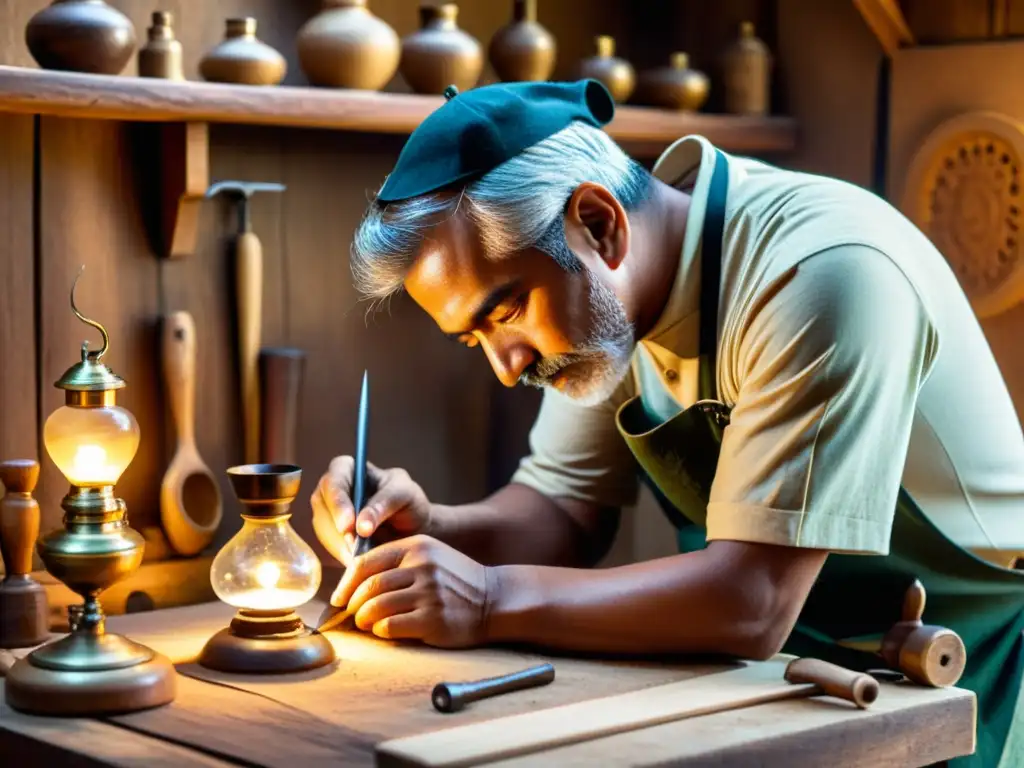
[426,484,607,568]
[483,541,827,659]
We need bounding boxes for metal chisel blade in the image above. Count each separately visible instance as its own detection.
[315,604,354,633]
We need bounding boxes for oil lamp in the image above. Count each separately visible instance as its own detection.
[5,268,176,716]
[197,463,335,673]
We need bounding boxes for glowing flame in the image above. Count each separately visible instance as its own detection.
[255,562,281,590]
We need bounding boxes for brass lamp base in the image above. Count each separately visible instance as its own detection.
[5,632,177,716]
[198,608,335,674]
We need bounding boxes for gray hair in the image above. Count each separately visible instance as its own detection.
[351,121,654,304]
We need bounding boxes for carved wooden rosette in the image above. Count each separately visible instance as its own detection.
[901,111,1024,318]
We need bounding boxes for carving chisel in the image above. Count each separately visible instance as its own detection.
[316,369,373,633]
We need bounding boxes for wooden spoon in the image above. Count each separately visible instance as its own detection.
[160,311,222,556]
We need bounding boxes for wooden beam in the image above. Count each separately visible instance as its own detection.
[853,0,916,56]
[0,65,799,157]
[159,121,209,260]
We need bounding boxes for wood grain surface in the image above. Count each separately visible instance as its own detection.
[0,65,799,157]
[1,694,236,768]
[0,600,978,768]
[0,112,36,561]
[111,599,728,738]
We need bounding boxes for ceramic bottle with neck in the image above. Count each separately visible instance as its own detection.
[400,4,483,95]
[25,0,137,74]
[489,0,556,83]
[296,0,401,90]
[199,17,287,86]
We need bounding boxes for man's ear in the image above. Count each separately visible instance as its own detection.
[564,182,629,270]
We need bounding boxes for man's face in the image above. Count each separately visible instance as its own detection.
[404,212,634,405]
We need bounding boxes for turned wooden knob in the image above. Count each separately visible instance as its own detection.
[0,460,40,495]
[0,458,48,648]
[0,459,41,576]
[880,579,966,687]
[898,626,967,688]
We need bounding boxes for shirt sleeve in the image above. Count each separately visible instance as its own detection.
[706,244,940,554]
[510,378,641,508]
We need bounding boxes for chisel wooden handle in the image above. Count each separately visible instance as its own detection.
[236,231,262,465]
[432,663,556,713]
[784,657,879,709]
[163,311,197,449]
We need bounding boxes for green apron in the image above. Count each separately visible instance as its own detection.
[615,149,1024,767]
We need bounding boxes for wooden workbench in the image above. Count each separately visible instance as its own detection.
[0,599,976,767]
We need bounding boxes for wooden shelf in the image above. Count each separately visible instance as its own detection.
[0,65,797,156]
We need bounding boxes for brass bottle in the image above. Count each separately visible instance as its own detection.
[138,11,184,80]
[296,0,401,90]
[199,18,287,86]
[576,35,634,103]
[721,21,772,116]
[489,0,556,83]
[400,4,483,95]
[636,52,709,112]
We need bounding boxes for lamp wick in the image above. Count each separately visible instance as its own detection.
[70,265,110,362]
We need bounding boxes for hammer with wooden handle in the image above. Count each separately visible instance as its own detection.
[206,180,285,466]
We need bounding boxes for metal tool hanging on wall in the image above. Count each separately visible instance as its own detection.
[206,180,286,466]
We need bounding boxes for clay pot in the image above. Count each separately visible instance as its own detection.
[576,35,634,103]
[296,0,401,90]
[636,53,709,112]
[199,18,287,86]
[720,21,773,116]
[400,4,482,95]
[25,0,137,75]
[138,11,184,81]
[489,0,556,83]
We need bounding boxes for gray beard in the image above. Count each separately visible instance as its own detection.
[519,270,635,406]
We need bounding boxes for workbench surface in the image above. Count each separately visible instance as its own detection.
[0,600,976,767]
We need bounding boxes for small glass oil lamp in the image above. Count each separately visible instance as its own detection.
[5,268,177,716]
[197,463,335,673]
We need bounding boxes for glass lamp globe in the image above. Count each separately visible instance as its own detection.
[211,515,322,612]
[43,404,140,486]
[198,463,336,675]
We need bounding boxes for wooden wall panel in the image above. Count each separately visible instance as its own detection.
[774,0,880,188]
[160,124,289,552]
[0,114,36,466]
[901,0,994,43]
[275,128,494,563]
[888,41,1024,421]
[0,113,35,572]
[1008,0,1024,34]
[36,117,162,544]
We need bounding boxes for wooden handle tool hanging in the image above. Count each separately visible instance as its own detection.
[206,180,285,466]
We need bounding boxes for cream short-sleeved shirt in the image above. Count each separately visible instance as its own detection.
[511,135,1024,556]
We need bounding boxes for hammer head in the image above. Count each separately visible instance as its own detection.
[206,180,286,200]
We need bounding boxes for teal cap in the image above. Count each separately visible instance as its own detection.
[375,79,616,203]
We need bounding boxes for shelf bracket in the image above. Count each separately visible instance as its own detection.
[157,121,209,259]
[853,0,915,57]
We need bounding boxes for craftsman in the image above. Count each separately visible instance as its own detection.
[312,80,1024,767]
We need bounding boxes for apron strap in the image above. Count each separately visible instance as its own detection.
[699,149,729,402]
